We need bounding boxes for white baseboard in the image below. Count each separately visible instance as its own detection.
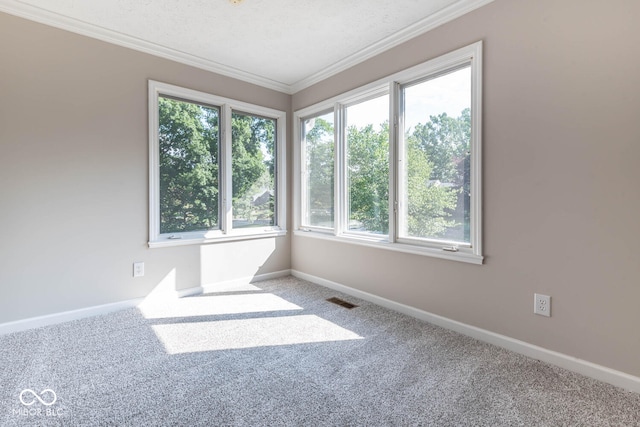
[0,297,144,336]
[291,270,640,394]
[176,269,293,298]
[0,269,292,334]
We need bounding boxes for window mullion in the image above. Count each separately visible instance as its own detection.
[148,86,161,242]
[299,120,309,227]
[470,52,483,256]
[221,104,233,234]
[276,114,286,230]
[388,82,400,244]
[334,103,346,236]
[396,81,408,242]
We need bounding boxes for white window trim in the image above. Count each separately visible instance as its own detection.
[293,41,483,264]
[338,87,390,240]
[297,107,334,233]
[148,80,287,248]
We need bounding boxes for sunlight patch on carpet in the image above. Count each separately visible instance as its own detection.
[152,315,363,354]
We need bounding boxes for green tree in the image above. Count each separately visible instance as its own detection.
[412,108,470,184]
[231,114,267,200]
[404,135,458,237]
[409,108,471,241]
[158,99,273,233]
[345,117,461,239]
[158,97,219,233]
[304,117,334,225]
[231,113,275,226]
[347,122,390,234]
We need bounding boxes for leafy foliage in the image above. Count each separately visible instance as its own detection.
[231,113,276,227]
[159,97,219,234]
[159,94,471,241]
[158,98,275,233]
[409,108,471,241]
[347,123,390,234]
[404,136,458,237]
[304,108,471,240]
[412,108,471,184]
[304,117,334,226]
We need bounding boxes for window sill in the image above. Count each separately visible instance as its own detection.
[293,229,483,265]
[149,229,287,248]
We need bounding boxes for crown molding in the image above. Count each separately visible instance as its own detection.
[0,0,292,93]
[1,0,495,95]
[289,0,495,93]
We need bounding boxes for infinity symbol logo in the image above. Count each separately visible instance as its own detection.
[19,389,57,406]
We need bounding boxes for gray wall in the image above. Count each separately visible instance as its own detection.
[0,12,291,323]
[292,0,640,377]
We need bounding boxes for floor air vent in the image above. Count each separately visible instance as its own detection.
[326,297,358,309]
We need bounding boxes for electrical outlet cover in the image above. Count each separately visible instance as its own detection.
[534,293,551,317]
[133,262,145,277]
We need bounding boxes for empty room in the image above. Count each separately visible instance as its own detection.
[1,0,639,425]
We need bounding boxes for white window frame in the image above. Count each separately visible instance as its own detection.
[148,80,287,248]
[340,87,391,240]
[294,41,483,264]
[299,107,335,233]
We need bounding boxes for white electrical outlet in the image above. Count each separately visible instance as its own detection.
[534,293,551,317]
[133,262,144,278]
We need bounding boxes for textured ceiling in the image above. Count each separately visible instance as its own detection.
[1,0,493,92]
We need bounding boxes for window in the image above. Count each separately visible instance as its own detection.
[346,94,390,235]
[301,110,334,229]
[158,96,220,235]
[295,42,482,263]
[149,81,286,247]
[231,112,277,229]
[398,66,472,246]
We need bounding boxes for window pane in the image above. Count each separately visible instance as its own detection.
[302,112,334,228]
[346,95,389,235]
[232,112,276,228]
[158,96,219,234]
[401,66,471,243]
